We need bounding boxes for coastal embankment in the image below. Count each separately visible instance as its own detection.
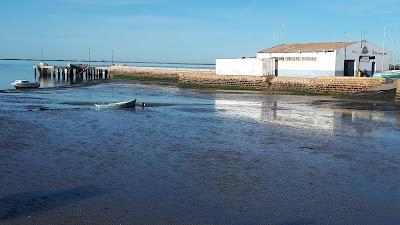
[104,65,400,104]
[106,65,214,82]
[397,81,400,103]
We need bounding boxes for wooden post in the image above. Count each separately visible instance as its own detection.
[68,68,72,82]
[395,80,400,104]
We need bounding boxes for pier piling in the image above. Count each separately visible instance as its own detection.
[34,63,110,85]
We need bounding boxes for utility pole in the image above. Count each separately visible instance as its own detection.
[278,23,285,45]
[88,48,91,68]
[111,49,114,65]
[360,31,368,41]
[382,26,386,72]
[40,47,43,62]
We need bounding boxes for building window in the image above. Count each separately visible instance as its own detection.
[284,57,317,61]
[301,57,317,61]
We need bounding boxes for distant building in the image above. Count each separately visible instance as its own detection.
[216,41,390,77]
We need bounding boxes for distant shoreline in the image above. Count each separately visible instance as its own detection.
[0,58,215,66]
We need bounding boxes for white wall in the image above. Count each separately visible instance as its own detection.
[216,58,273,76]
[257,52,337,77]
[335,41,390,76]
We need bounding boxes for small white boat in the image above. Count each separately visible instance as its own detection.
[373,70,400,79]
[11,80,40,89]
[95,99,136,109]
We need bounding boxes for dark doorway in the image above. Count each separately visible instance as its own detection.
[275,60,278,76]
[372,62,376,76]
[344,60,355,76]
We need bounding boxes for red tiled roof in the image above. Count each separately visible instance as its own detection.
[258,42,357,53]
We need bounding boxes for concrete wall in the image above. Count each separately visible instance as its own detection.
[257,52,337,78]
[335,41,390,76]
[216,58,274,76]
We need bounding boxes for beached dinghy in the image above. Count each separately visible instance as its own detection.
[95,99,136,109]
[11,80,40,89]
[373,71,400,79]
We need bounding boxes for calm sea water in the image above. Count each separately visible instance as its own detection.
[0,61,399,225]
[0,60,38,89]
[0,60,215,90]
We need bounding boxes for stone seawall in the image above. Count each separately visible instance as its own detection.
[308,77,386,94]
[179,74,387,95]
[396,80,400,104]
[108,66,214,80]
[179,73,268,90]
[269,77,387,94]
[106,66,391,97]
[268,77,310,92]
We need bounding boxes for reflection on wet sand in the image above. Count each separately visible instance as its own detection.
[215,98,400,137]
[37,73,85,88]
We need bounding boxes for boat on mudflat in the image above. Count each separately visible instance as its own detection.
[95,99,136,109]
[373,71,400,79]
[11,80,40,89]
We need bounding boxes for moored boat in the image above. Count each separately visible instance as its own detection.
[373,71,400,79]
[95,99,137,109]
[11,80,40,89]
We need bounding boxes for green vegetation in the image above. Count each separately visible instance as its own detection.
[112,74,179,82]
[178,82,264,91]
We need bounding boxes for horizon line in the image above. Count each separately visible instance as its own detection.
[0,58,216,66]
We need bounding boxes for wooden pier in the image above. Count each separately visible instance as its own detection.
[34,63,110,84]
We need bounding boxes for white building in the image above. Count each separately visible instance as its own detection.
[216,58,274,76]
[216,41,390,77]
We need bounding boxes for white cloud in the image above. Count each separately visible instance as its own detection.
[104,14,187,26]
[319,0,397,16]
[62,0,155,6]
[239,1,257,17]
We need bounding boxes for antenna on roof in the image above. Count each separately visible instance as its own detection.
[382,26,386,72]
[360,31,367,41]
[40,47,43,62]
[278,23,285,44]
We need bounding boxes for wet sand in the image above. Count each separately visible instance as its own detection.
[0,80,399,225]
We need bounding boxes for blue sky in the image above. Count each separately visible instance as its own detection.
[0,0,399,63]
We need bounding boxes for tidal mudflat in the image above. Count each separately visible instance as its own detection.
[1,80,399,225]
